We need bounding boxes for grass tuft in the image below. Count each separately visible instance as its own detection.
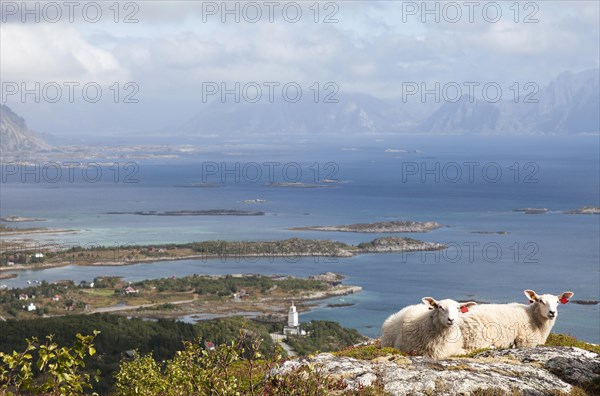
[545,333,600,354]
[334,344,403,360]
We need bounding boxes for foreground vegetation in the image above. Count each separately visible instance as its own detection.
[2,329,598,395]
[1,330,385,396]
[0,315,364,394]
[287,321,366,355]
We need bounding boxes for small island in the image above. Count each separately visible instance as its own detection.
[0,215,46,222]
[267,182,329,188]
[0,224,76,236]
[174,183,225,188]
[291,220,442,233]
[513,208,549,214]
[241,199,267,204]
[105,210,264,216]
[472,231,510,235]
[357,237,444,252]
[563,206,600,215]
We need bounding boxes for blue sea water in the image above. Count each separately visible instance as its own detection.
[1,136,599,342]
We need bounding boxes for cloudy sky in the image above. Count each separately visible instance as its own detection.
[1,0,598,139]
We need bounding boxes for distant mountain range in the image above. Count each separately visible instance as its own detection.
[178,91,427,136]
[421,69,600,134]
[179,69,599,136]
[1,104,52,153]
[1,69,598,154]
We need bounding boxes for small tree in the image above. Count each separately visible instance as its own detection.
[0,331,100,396]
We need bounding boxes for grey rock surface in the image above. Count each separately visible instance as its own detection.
[274,346,599,395]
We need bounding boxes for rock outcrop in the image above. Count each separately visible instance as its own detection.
[274,346,600,395]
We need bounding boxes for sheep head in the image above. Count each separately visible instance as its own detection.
[524,290,574,320]
[422,297,477,327]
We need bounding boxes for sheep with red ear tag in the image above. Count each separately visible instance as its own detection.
[460,290,574,352]
[381,297,477,359]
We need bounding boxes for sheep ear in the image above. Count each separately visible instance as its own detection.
[524,290,539,301]
[460,302,476,313]
[558,291,574,304]
[422,297,437,308]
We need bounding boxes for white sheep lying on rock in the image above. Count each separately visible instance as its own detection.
[460,289,574,351]
[381,297,477,359]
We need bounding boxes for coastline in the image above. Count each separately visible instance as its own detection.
[0,252,352,271]
[94,285,363,321]
[0,229,78,236]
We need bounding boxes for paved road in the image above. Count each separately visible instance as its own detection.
[90,298,195,314]
[279,341,298,357]
[270,333,298,357]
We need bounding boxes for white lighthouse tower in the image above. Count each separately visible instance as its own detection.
[283,301,305,336]
[288,301,299,327]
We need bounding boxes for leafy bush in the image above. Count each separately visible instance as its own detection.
[0,332,99,396]
[115,335,386,396]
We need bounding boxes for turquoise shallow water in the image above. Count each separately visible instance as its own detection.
[1,136,599,342]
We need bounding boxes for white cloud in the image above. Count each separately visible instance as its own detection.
[0,24,126,83]
[1,0,597,135]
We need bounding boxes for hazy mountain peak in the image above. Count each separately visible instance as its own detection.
[1,105,53,153]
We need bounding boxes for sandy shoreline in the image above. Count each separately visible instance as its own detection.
[0,229,78,236]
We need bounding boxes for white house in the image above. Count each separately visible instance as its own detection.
[33,253,44,259]
[124,286,139,295]
[26,303,36,311]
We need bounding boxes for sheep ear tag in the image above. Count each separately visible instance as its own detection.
[460,306,469,313]
[560,297,569,304]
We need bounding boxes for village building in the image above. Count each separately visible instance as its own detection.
[123,286,139,295]
[204,341,215,351]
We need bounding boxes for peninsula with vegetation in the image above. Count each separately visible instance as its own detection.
[291,220,442,233]
[0,273,360,321]
[0,223,75,236]
[0,237,445,269]
[0,215,46,222]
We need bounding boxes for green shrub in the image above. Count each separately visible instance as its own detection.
[0,332,100,396]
